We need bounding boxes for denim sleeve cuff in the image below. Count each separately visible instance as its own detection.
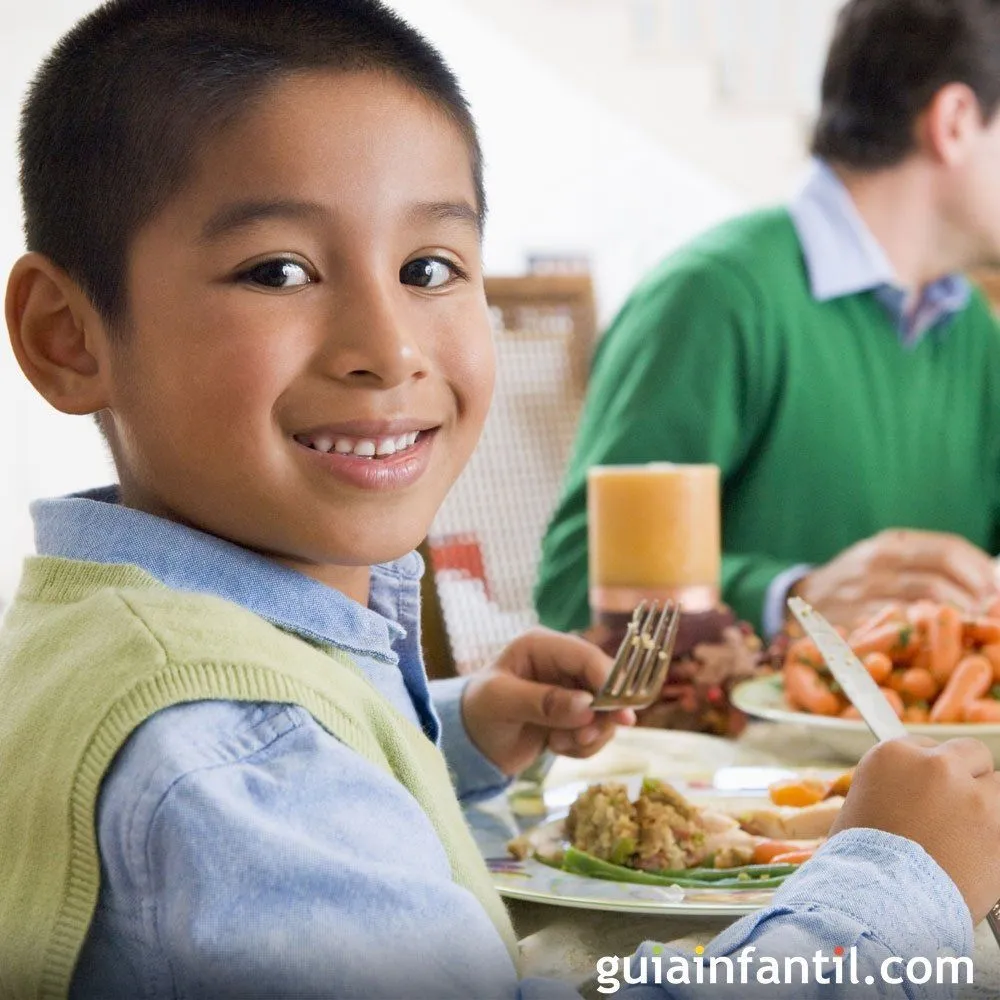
[430,675,512,804]
[762,563,813,639]
[768,828,973,958]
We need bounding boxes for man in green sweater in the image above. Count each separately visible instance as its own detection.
[536,0,1000,638]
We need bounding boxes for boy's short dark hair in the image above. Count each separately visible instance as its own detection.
[18,0,484,333]
[812,0,1000,169]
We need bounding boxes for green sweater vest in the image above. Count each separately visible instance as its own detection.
[536,209,1000,634]
[0,557,517,1000]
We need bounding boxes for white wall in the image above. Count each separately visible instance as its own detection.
[0,0,742,604]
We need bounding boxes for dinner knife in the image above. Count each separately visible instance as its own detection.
[787,596,1000,948]
[786,597,906,741]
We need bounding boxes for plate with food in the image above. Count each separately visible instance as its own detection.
[732,601,1000,761]
[476,768,849,916]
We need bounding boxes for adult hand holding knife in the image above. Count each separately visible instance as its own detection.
[788,596,1000,944]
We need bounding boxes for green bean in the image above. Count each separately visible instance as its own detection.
[561,848,795,889]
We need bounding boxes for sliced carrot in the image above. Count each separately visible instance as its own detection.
[768,849,816,865]
[981,644,1000,684]
[768,778,829,808]
[929,654,993,723]
[927,606,965,684]
[752,840,812,865]
[902,703,930,724]
[784,662,842,716]
[897,666,939,704]
[825,771,853,798]
[840,705,863,720]
[963,699,1000,723]
[862,652,893,686]
[964,617,1000,646]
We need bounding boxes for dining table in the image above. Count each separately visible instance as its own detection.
[466,721,1000,999]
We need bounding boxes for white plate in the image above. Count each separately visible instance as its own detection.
[468,760,839,917]
[731,675,1000,762]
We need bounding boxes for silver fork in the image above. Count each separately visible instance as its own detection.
[591,600,680,711]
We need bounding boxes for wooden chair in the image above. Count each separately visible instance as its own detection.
[420,275,598,679]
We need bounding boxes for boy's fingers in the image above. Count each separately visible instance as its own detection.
[548,717,618,757]
[512,629,614,693]
[488,672,595,728]
[935,737,996,778]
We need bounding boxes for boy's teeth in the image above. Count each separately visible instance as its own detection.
[303,430,422,457]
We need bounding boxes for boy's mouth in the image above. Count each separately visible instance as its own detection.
[293,429,426,459]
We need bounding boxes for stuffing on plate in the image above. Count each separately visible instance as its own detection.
[564,778,760,870]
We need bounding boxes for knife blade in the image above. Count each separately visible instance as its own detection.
[787,597,906,741]
[788,596,1000,949]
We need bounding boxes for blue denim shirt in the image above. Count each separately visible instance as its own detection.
[37,490,972,999]
[763,160,973,638]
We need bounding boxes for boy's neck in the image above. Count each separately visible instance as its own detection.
[115,483,373,607]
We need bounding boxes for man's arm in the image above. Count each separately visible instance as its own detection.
[534,255,790,634]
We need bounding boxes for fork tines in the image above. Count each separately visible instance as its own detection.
[592,600,681,711]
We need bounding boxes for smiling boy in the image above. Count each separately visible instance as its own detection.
[3,2,1000,999]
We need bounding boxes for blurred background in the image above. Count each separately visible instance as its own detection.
[0,0,846,604]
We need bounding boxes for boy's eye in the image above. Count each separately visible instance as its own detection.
[238,258,312,289]
[399,257,460,289]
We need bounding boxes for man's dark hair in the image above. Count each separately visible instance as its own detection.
[18,0,485,331]
[812,0,1000,169]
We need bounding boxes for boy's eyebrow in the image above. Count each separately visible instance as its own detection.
[407,200,480,230]
[198,198,480,243]
[199,199,327,242]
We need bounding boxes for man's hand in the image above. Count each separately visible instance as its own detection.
[793,529,997,628]
[832,736,1000,923]
[460,628,636,776]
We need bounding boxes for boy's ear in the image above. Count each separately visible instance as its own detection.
[5,252,112,415]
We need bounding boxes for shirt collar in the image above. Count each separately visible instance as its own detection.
[789,159,900,301]
[788,159,970,339]
[31,486,420,665]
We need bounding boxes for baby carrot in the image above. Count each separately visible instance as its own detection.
[847,605,902,647]
[963,699,1000,723]
[897,666,939,704]
[927,606,964,684]
[862,652,893,686]
[981,644,1000,684]
[902,703,930,723]
[851,623,918,660]
[784,662,842,716]
[877,686,905,718]
[929,654,993,723]
[963,617,1000,646]
[785,638,823,671]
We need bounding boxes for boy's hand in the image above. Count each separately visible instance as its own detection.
[830,736,1000,923]
[460,628,636,776]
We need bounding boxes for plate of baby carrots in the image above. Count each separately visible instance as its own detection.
[731,601,1000,761]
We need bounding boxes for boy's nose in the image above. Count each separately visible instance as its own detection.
[318,281,429,388]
